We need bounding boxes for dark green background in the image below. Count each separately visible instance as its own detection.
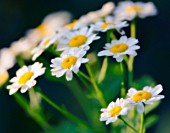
[0,0,169,133]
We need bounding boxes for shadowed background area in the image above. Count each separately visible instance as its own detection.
[0,0,169,133]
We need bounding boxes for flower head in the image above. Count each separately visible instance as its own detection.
[57,27,100,51]
[114,1,157,21]
[98,36,140,62]
[7,62,45,95]
[91,16,128,33]
[0,48,15,70]
[127,84,165,113]
[100,98,130,125]
[32,35,57,61]
[51,48,89,81]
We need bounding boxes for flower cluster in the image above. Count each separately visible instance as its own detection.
[0,1,165,133]
[100,84,164,125]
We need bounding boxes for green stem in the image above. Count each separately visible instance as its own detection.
[107,30,111,42]
[35,88,90,129]
[98,57,108,84]
[120,62,126,98]
[78,71,91,82]
[119,116,138,133]
[128,19,136,86]
[85,64,106,107]
[139,113,145,133]
[14,93,50,130]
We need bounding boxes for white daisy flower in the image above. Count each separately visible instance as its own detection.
[64,2,115,30]
[31,35,57,61]
[127,84,165,114]
[98,36,140,62]
[100,98,130,125]
[0,48,15,70]
[26,11,72,44]
[91,16,128,33]
[10,37,36,59]
[114,1,157,21]
[7,62,45,95]
[0,68,9,86]
[57,27,100,51]
[50,48,89,81]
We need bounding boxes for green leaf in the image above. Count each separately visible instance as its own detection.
[145,115,159,129]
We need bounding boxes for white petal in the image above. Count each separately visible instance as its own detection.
[115,56,124,62]
[137,102,145,114]
[98,50,113,56]
[9,88,20,95]
[127,88,137,97]
[66,70,73,81]
[151,84,163,96]
[52,69,66,77]
[20,86,29,93]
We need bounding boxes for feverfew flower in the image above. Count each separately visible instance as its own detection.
[51,48,89,81]
[57,27,100,51]
[114,1,157,21]
[98,36,140,62]
[7,62,45,95]
[100,98,130,125]
[10,37,36,59]
[127,84,165,113]
[91,16,128,33]
[64,2,115,30]
[32,36,57,61]
[0,48,15,70]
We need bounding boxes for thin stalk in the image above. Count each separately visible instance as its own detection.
[107,30,111,42]
[128,19,136,86]
[77,73,92,91]
[14,93,50,130]
[28,88,41,109]
[139,113,145,133]
[85,63,106,107]
[35,88,90,129]
[119,116,138,133]
[78,71,91,82]
[120,62,126,98]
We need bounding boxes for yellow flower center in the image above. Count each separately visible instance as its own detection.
[68,35,87,47]
[62,56,77,69]
[18,72,33,84]
[110,106,122,117]
[132,91,152,102]
[110,43,128,53]
[36,24,48,37]
[126,5,142,13]
[42,39,50,46]
[64,20,78,29]
[0,70,9,86]
[101,22,111,29]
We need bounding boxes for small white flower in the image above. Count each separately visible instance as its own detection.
[100,98,130,125]
[64,2,115,30]
[51,48,89,81]
[10,37,36,59]
[32,35,57,61]
[0,68,9,86]
[0,48,15,70]
[98,36,140,62]
[7,62,45,95]
[91,16,128,33]
[57,27,100,51]
[114,1,157,21]
[127,84,165,114]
